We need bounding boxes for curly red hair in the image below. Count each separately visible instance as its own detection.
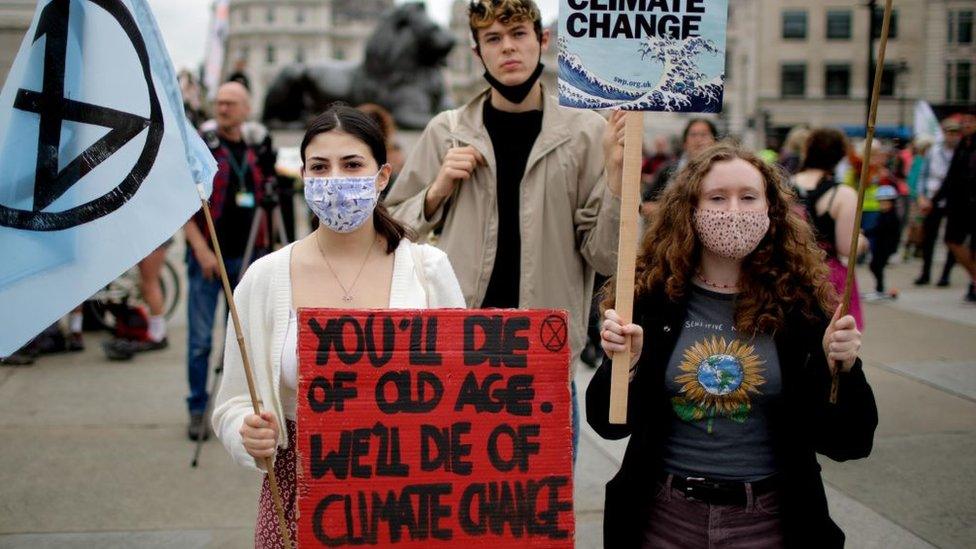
[603,143,836,334]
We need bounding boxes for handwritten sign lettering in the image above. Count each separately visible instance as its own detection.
[297,310,574,548]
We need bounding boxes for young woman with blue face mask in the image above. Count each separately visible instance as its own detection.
[211,105,466,547]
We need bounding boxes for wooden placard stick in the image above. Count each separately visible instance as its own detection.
[196,188,295,549]
[831,0,894,404]
[609,111,644,424]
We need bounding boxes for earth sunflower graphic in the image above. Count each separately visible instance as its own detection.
[671,335,766,433]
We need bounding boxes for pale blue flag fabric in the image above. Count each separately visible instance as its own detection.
[0,0,216,356]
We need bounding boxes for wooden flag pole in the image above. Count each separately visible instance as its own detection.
[196,190,295,549]
[609,111,644,424]
[831,0,894,404]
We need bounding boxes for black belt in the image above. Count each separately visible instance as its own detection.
[661,472,780,506]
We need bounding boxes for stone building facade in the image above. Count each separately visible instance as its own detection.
[222,0,392,116]
[725,0,976,148]
[0,1,33,86]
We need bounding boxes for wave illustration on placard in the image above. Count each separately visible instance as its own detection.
[558,35,724,112]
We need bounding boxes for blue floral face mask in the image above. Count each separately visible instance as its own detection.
[303,170,383,233]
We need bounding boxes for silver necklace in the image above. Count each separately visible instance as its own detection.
[315,236,377,302]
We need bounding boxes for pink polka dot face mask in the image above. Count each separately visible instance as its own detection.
[693,209,770,260]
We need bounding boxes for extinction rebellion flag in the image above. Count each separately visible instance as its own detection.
[0,0,216,356]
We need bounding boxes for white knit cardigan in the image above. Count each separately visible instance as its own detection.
[212,239,466,472]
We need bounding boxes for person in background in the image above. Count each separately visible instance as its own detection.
[642,118,717,218]
[915,118,962,286]
[225,58,251,93]
[101,244,172,360]
[183,81,276,441]
[757,137,780,166]
[903,136,932,261]
[356,103,405,199]
[864,185,902,301]
[933,114,976,302]
[779,125,809,174]
[642,135,673,185]
[847,139,896,265]
[0,309,85,366]
[792,128,866,329]
[179,69,207,129]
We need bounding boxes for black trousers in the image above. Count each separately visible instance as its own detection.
[919,206,956,281]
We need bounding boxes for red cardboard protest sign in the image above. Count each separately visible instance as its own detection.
[296,309,574,548]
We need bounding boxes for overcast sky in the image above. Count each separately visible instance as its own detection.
[148,0,559,72]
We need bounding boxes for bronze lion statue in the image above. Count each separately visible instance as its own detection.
[262,2,455,130]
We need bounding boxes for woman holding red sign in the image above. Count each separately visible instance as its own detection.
[588,143,878,548]
[212,105,466,547]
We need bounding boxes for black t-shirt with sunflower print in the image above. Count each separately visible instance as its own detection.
[662,285,782,481]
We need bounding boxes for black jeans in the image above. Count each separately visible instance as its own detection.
[919,206,956,281]
[870,245,897,292]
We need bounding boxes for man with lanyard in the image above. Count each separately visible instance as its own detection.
[385,0,624,460]
[182,81,276,440]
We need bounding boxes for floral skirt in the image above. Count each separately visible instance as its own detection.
[254,419,297,549]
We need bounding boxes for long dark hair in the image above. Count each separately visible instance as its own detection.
[682,117,718,143]
[300,104,411,253]
[800,128,848,172]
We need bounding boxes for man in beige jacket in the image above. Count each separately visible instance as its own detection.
[385,0,624,457]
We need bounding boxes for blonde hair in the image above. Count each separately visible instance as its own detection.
[783,125,810,155]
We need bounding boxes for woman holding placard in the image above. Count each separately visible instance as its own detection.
[588,143,878,547]
[211,105,466,547]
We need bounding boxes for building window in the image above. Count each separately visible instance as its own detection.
[872,7,898,39]
[240,46,249,63]
[266,7,275,24]
[826,10,851,40]
[241,7,249,24]
[947,61,973,102]
[879,64,898,97]
[334,47,345,60]
[949,10,973,44]
[266,44,275,65]
[962,11,973,43]
[297,8,305,24]
[958,61,972,101]
[782,11,807,40]
[825,64,851,97]
[296,46,305,63]
[781,63,806,97]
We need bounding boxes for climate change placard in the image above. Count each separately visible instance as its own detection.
[296,309,574,548]
[558,0,729,112]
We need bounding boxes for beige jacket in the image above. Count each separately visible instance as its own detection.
[385,86,621,371]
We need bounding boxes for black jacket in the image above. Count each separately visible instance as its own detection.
[933,134,976,215]
[586,291,878,548]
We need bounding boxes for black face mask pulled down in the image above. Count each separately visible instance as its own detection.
[483,61,545,104]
